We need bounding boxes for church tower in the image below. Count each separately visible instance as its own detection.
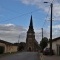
[26,15,36,51]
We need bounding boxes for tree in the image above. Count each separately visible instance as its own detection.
[17,42,26,52]
[40,37,48,52]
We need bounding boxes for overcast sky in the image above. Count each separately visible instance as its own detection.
[0,0,60,43]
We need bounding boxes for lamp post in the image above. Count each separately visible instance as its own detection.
[44,2,53,55]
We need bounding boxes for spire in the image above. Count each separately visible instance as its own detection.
[29,15,33,29]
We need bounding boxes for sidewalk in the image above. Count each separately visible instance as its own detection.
[40,53,60,60]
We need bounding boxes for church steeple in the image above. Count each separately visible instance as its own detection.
[29,15,33,30]
[26,15,39,52]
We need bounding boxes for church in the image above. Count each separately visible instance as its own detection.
[26,15,40,52]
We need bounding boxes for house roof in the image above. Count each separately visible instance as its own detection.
[0,39,14,45]
[49,37,60,42]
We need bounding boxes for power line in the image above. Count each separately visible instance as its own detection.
[0,9,40,23]
[42,6,51,28]
[0,5,22,14]
[42,0,55,28]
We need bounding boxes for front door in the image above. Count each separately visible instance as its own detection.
[28,47,32,51]
[59,46,60,55]
[57,45,60,55]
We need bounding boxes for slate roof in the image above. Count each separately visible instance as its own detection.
[52,37,60,42]
[0,39,14,45]
[49,37,60,42]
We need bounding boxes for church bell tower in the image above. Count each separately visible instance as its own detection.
[26,15,35,51]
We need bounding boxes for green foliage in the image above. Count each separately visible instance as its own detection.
[17,42,26,52]
[40,37,48,51]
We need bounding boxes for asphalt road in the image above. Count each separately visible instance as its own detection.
[0,52,40,60]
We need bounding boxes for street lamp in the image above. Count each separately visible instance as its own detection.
[44,2,53,55]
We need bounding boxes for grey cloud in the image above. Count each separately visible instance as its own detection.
[21,0,60,21]
[0,24,26,31]
[0,24,60,44]
[0,24,27,43]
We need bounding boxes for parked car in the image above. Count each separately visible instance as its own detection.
[43,48,54,55]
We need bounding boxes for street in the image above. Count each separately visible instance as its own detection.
[0,52,40,60]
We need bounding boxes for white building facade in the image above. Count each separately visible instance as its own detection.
[47,37,60,55]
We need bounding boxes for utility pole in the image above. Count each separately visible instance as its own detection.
[50,3,53,55]
[42,28,43,40]
[17,35,20,51]
[44,2,53,55]
[18,35,20,43]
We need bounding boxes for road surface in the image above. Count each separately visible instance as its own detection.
[0,52,40,60]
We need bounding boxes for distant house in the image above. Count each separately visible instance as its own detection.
[47,37,60,55]
[0,39,18,54]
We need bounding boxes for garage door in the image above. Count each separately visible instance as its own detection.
[0,46,5,54]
